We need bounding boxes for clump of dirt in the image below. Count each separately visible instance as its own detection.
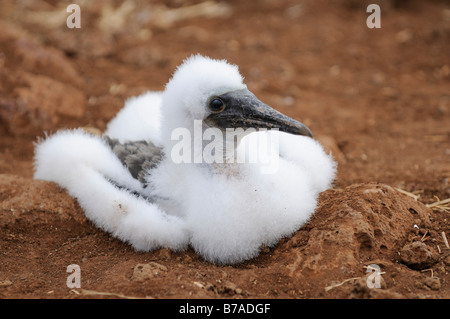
[276,183,448,298]
[0,0,449,299]
[399,241,440,270]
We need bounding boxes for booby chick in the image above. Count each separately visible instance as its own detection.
[34,55,336,264]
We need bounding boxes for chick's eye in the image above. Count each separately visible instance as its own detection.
[209,98,226,113]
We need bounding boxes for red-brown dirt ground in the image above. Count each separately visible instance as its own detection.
[0,0,449,299]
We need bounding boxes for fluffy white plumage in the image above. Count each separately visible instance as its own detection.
[105,91,162,144]
[34,55,336,264]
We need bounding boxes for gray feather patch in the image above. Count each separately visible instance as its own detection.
[104,136,163,186]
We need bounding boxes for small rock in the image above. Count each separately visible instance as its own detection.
[222,281,238,295]
[131,262,168,281]
[399,241,439,270]
[158,248,172,260]
[443,255,450,266]
[0,279,12,288]
[205,282,216,292]
[193,281,204,289]
[423,277,440,291]
[396,29,413,43]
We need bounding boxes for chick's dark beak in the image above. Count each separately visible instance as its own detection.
[205,89,313,137]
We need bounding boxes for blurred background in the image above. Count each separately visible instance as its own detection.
[0,0,449,198]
